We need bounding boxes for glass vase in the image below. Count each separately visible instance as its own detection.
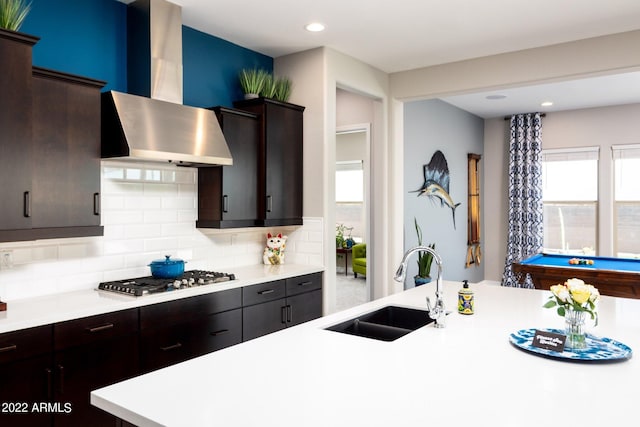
[564,308,587,350]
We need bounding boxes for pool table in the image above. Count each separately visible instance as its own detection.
[512,253,640,299]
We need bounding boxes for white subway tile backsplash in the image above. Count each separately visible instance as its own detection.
[162,196,196,210]
[124,195,162,210]
[143,237,179,253]
[102,210,145,225]
[144,210,178,224]
[103,239,145,255]
[0,160,324,301]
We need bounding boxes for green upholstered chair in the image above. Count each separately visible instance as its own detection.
[352,243,366,278]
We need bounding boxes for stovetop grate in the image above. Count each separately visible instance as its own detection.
[98,270,236,296]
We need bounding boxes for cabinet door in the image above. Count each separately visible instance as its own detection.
[53,334,139,427]
[198,107,259,228]
[263,102,303,225]
[220,108,259,224]
[0,355,52,427]
[242,299,287,341]
[53,309,138,426]
[0,31,36,233]
[31,70,103,231]
[287,289,323,327]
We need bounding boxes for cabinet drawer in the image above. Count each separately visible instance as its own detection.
[0,325,52,365]
[242,280,286,306]
[286,272,322,296]
[193,308,242,356]
[140,324,194,373]
[140,288,241,330]
[54,308,138,351]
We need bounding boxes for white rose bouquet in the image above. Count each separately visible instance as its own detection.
[543,278,600,326]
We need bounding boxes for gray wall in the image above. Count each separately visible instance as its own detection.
[403,99,484,287]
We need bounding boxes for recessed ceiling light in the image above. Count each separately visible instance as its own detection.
[541,101,554,107]
[485,94,506,100]
[305,22,325,32]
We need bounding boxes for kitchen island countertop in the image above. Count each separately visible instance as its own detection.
[91,281,640,426]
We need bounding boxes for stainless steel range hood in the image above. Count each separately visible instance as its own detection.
[101,0,232,166]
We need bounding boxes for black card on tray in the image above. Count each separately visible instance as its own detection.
[532,329,567,352]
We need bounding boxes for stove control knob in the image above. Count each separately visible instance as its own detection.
[173,280,181,289]
[198,278,205,285]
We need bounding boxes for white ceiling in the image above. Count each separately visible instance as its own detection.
[123,0,640,118]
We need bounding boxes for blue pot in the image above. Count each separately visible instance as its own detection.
[149,255,186,279]
[414,276,432,286]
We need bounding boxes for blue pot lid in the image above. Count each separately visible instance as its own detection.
[150,255,184,266]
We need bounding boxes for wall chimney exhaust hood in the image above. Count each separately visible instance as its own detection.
[101,0,232,166]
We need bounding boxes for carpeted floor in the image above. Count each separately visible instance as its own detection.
[335,273,368,312]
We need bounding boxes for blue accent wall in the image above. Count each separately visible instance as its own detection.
[21,0,127,91]
[183,26,272,108]
[19,0,273,106]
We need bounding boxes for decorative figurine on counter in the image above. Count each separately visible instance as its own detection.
[263,233,287,265]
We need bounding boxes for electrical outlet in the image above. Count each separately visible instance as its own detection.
[0,250,13,270]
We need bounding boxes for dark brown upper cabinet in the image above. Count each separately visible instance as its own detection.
[0,30,38,234]
[0,29,105,242]
[197,107,260,228]
[234,98,305,227]
[31,68,104,235]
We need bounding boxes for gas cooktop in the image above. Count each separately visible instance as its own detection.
[98,270,236,296]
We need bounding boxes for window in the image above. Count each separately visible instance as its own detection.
[335,161,364,202]
[336,160,365,241]
[613,145,640,258]
[541,148,598,255]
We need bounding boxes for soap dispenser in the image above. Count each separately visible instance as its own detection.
[458,280,474,315]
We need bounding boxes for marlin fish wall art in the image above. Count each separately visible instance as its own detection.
[411,150,461,229]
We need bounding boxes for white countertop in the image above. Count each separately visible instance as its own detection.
[0,264,323,334]
[91,282,640,427]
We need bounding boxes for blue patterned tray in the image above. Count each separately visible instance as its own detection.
[509,328,632,362]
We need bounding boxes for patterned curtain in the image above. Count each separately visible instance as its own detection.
[502,113,543,288]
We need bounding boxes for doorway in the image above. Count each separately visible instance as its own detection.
[335,124,371,311]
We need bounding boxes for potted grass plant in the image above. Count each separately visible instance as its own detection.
[238,68,268,99]
[414,217,435,286]
[0,0,31,31]
[273,76,292,102]
[260,73,277,99]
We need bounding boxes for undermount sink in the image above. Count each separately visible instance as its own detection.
[325,305,434,341]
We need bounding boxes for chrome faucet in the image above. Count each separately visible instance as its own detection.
[394,246,446,328]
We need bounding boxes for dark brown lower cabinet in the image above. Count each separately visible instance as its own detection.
[52,309,139,427]
[139,288,243,374]
[0,273,321,426]
[53,334,138,426]
[140,308,242,373]
[243,273,323,341]
[0,324,53,427]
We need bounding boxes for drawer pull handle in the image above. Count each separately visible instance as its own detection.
[223,195,229,213]
[160,343,183,352]
[86,323,114,333]
[266,195,272,213]
[210,329,229,336]
[23,191,31,218]
[298,281,313,287]
[287,305,292,323]
[0,344,17,353]
[93,193,100,216]
[281,306,287,324]
[258,289,274,295]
